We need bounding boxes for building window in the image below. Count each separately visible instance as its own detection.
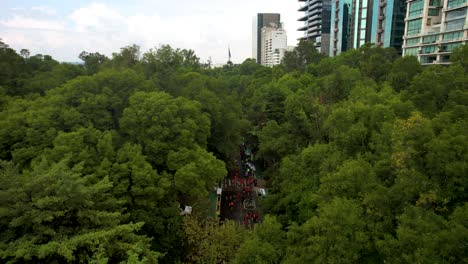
[445,18,465,31]
[445,8,467,20]
[447,0,467,9]
[407,19,422,35]
[422,45,437,53]
[423,35,438,43]
[360,30,366,39]
[440,55,450,62]
[405,47,419,55]
[406,37,420,46]
[420,55,437,63]
[443,31,464,41]
[429,0,442,6]
[428,8,441,16]
[409,0,424,18]
[440,42,463,52]
[362,9,368,17]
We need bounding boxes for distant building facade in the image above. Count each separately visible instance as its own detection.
[371,0,407,53]
[329,0,407,56]
[260,23,290,66]
[330,0,353,55]
[298,0,332,55]
[402,0,467,64]
[252,13,281,63]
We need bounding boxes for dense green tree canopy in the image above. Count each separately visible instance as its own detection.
[0,40,467,263]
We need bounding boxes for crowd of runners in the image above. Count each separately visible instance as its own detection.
[218,143,262,228]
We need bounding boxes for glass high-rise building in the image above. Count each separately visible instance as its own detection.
[402,0,467,64]
[330,0,377,56]
[353,0,375,48]
[371,0,407,54]
[330,0,353,55]
[298,0,332,55]
[330,0,408,56]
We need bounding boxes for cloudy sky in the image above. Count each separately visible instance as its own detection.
[0,0,303,64]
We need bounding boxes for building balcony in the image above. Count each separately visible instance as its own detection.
[309,14,322,21]
[308,8,323,16]
[298,15,308,21]
[307,32,321,38]
[438,50,453,54]
[419,50,438,55]
[308,19,322,27]
[379,15,385,20]
[308,26,321,33]
[309,3,323,11]
[298,25,308,31]
[420,41,439,45]
[298,5,308,12]
[424,28,441,34]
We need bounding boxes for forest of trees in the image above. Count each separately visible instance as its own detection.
[0,38,467,263]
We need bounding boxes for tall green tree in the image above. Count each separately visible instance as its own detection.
[0,160,160,263]
[282,39,325,72]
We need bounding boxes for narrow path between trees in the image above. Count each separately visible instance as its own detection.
[219,144,262,228]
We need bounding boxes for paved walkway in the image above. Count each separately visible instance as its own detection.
[219,146,260,228]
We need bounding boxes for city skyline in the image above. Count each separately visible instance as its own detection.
[0,0,303,64]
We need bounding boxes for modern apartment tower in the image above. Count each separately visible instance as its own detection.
[252,13,281,63]
[353,0,376,47]
[261,23,289,66]
[330,0,407,56]
[330,0,376,55]
[330,0,354,55]
[298,0,332,55]
[371,0,407,53]
[402,0,467,64]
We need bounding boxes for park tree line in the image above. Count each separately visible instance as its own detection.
[0,38,467,263]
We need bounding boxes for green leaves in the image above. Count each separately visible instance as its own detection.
[285,198,371,264]
[0,160,160,263]
[1,39,467,263]
[121,91,210,166]
[168,147,226,201]
[379,205,468,263]
[234,216,286,264]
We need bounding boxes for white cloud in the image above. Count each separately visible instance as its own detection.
[69,3,124,33]
[31,6,58,16]
[0,15,65,31]
[0,1,304,63]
